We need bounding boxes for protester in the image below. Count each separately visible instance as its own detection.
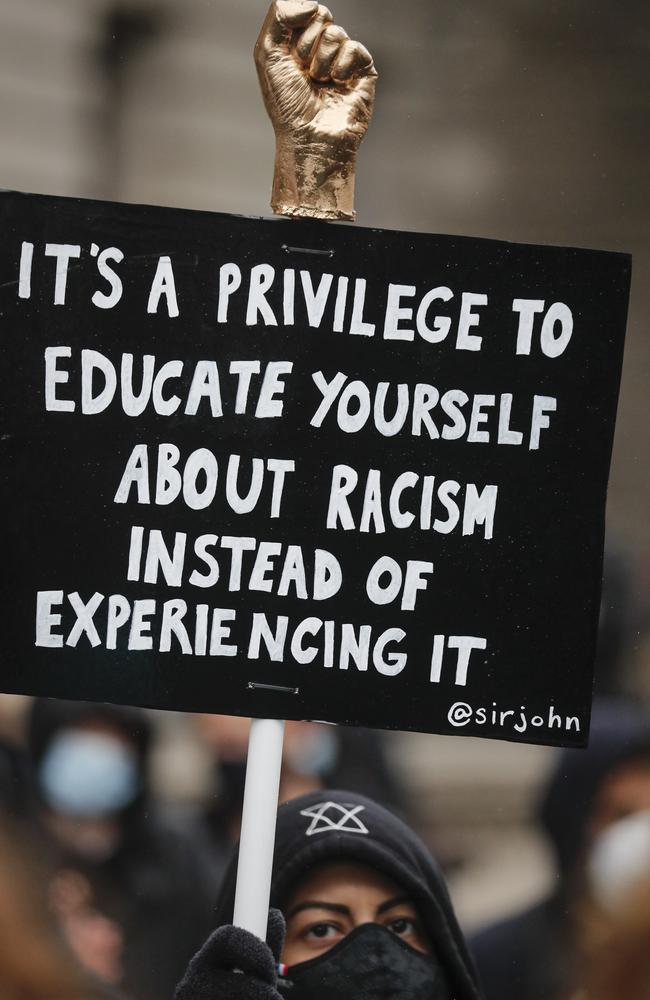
[194,714,405,883]
[0,818,111,999]
[574,809,650,999]
[578,879,650,1000]
[27,698,217,1000]
[175,788,483,999]
[469,699,650,1000]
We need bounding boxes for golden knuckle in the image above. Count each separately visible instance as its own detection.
[323,24,348,43]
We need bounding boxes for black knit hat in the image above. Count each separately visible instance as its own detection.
[214,789,483,1000]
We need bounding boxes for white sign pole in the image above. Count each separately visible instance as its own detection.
[232,717,286,938]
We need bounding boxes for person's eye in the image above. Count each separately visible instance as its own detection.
[386,916,417,937]
[304,922,341,941]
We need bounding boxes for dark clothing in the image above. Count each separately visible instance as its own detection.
[470,898,569,1000]
[0,738,37,820]
[175,911,286,1000]
[593,545,637,697]
[324,727,405,814]
[212,789,483,1000]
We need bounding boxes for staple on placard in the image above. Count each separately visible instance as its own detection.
[246,681,299,695]
[281,244,335,258]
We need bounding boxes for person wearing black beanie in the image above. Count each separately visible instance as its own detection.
[175,788,483,1000]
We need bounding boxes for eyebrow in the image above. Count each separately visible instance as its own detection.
[376,895,412,915]
[286,901,351,919]
[286,895,414,920]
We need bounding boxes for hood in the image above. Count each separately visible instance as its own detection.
[27,698,151,769]
[539,698,650,877]
[215,789,483,1000]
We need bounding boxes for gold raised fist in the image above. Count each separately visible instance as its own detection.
[255,1,378,221]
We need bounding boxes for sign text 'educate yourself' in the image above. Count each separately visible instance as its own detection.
[0,193,631,745]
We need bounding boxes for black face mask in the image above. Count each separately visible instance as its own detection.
[279,923,453,1000]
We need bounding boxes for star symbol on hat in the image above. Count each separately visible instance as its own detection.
[300,801,369,837]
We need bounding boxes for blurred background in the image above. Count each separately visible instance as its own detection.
[0,1,648,998]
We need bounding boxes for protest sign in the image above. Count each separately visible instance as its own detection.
[0,191,630,747]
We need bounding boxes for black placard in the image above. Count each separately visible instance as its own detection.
[0,191,631,746]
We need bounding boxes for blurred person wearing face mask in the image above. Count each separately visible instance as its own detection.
[470,699,650,1000]
[194,714,405,884]
[27,699,217,1000]
[175,789,483,1000]
[571,809,650,999]
[0,735,123,993]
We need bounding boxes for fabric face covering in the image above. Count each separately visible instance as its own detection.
[587,808,650,911]
[279,923,452,1000]
[39,729,139,817]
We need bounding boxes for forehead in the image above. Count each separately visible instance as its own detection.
[589,759,650,837]
[598,760,650,806]
[285,861,404,907]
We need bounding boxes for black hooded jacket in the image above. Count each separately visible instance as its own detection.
[212,789,483,1000]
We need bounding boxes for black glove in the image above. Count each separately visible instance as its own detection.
[174,909,286,1000]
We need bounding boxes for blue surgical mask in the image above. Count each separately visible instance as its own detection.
[39,729,139,818]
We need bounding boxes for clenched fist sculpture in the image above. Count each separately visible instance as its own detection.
[255,1,378,221]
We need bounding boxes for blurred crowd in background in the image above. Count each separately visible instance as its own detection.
[0,0,648,998]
